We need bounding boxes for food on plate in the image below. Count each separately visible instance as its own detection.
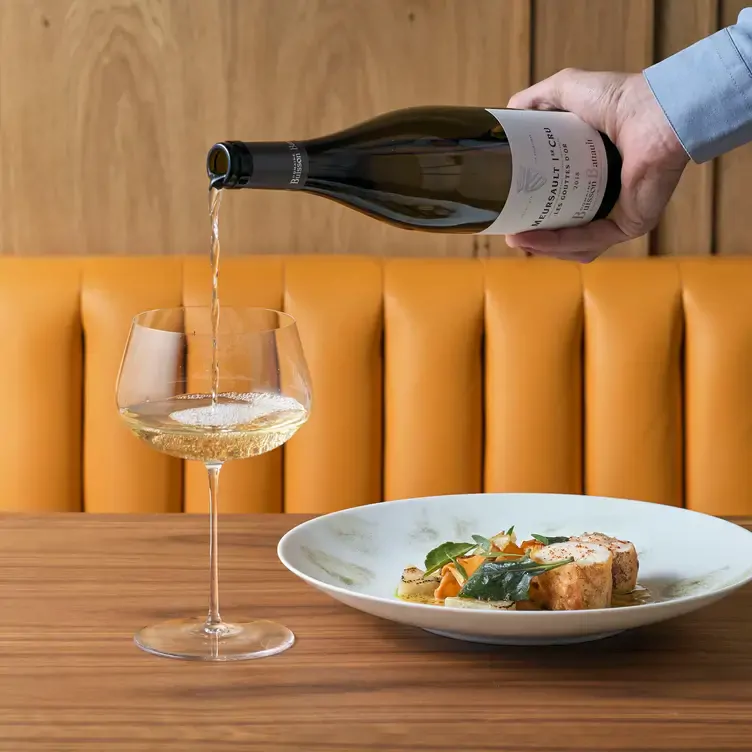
[570,532,639,593]
[397,566,441,599]
[397,527,644,611]
[529,540,613,610]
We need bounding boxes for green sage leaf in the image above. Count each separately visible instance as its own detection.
[424,541,475,576]
[531,533,570,546]
[458,557,573,602]
[471,534,493,554]
[448,554,468,581]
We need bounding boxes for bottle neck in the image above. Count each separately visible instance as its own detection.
[207,141,309,190]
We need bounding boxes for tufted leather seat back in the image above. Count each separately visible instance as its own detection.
[1,255,750,516]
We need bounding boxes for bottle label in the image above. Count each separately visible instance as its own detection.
[480,109,609,235]
[249,141,309,189]
[285,142,308,188]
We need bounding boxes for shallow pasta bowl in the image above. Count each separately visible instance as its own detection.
[277,492,752,645]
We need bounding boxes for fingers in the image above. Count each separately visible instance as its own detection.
[507,74,567,110]
[505,219,631,262]
[507,68,595,112]
[524,247,603,263]
[507,69,623,134]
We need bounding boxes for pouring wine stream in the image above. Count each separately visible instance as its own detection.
[206,182,223,637]
[209,184,222,408]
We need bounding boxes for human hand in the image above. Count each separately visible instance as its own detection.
[505,69,690,261]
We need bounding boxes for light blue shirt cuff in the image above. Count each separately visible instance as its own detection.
[644,12,752,164]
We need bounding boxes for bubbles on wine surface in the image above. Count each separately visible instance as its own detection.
[170,392,302,427]
[120,392,308,463]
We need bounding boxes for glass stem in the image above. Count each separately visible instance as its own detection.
[205,462,223,631]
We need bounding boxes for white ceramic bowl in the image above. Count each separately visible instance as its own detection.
[277,493,752,645]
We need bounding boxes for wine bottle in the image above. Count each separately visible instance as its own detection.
[206,105,622,235]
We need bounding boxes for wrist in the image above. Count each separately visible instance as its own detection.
[624,73,689,171]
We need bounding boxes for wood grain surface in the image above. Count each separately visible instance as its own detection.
[715,0,752,255]
[652,0,717,256]
[1,513,751,751]
[0,0,529,259]
[0,0,750,259]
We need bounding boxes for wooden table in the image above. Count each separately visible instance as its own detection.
[1,514,751,751]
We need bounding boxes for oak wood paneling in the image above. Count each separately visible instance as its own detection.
[531,0,655,258]
[0,0,530,259]
[715,0,752,255]
[0,1,749,260]
[653,0,717,256]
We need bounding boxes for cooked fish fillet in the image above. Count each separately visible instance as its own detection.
[444,597,513,610]
[530,541,613,610]
[398,566,441,598]
[571,532,639,594]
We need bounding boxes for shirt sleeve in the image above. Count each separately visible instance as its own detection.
[643,7,752,164]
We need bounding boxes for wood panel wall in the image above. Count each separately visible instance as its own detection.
[0,0,748,259]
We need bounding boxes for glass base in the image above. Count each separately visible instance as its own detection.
[134,617,295,661]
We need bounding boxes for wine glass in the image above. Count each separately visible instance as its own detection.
[116,306,312,661]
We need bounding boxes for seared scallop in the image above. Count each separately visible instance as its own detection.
[398,566,441,598]
[530,541,613,610]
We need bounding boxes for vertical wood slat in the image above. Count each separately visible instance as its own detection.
[653,0,718,257]
[715,0,752,255]
[474,0,531,260]
[531,0,655,258]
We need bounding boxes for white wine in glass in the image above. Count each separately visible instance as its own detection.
[116,305,312,661]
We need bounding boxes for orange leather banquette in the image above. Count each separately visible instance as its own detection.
[1,255,751,516]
